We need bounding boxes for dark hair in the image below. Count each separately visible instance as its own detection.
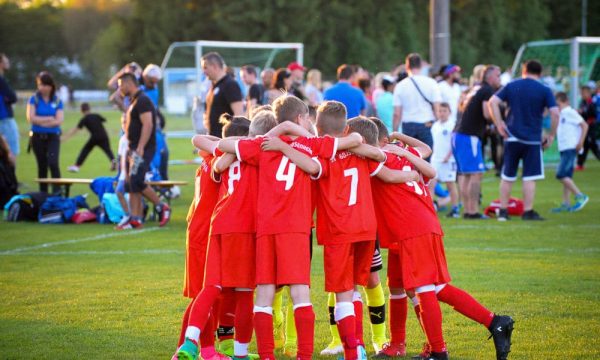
[80,102,90,112]
[36,71,56,100]
[241,65,257,76]
[381,78,394,91]
[202,52,225,68]
[347,116,379,146]
[555,92,568,103]
[438,64,449,78]
[524,60,542,76]
[358,78,371,92]
[369,117,389,142]
[581,85,592,92]
[439,102,451,109]
[337,64,354,80]
[220,114,250,137]
[308,104,317,120]
[397,71,408,82]
[119,72,139,86]
[273,68,291,90]
[405,53,422,70]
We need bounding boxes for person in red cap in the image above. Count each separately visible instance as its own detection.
[287,62,307,100]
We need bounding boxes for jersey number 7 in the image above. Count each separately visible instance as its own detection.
[343,167,358,206]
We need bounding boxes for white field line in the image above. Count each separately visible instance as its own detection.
[445,223,600,230]
[447,246,600,254]
[0,227,162,255]
[0,249,182,256]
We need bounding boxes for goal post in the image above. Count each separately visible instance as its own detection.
[160,40,304,114]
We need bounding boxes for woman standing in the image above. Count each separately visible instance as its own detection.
[305,69,324,107]
[26,71,64,193]
[264,68,292,104]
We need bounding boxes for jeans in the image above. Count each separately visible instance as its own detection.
[0,117,20,156]
[31,132,61,193]
[402,122,433,159]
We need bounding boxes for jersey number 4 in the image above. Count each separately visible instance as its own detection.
[343,167,358,206]
[276,156,297,191]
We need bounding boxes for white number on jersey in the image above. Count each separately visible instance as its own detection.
[227,161,241,194]
[276,156,297,191]
[402,165,423,195]
[344,167,359,206]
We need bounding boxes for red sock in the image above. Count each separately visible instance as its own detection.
[337,316,358,360]
[412,299,424,331]
[254,311,274,359]
[417,291,446,353]
[234,291,254,345]
[178,300,194,347]
[389,296,407,345]
[188,286,222,331]
[353,300,364,346]
[200,313,216,348]
[294,305,315,360]
[218,288,236,341]
[437,284,494,328]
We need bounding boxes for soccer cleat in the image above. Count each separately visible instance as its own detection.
[373,342,407,358]
[496,208,509,222]
[177,338,199,360]
[521,209,544,221]
[217,339,234,357]
[357,345,368,360]
[115,218,143,230]
[575,165,585,171]
[158,203,171,227]
[570,194,589,212]
[320,342,344,356]
[372,336,389,354]
[466,212,489,220]
[116,215,131,227]
[171,353,178,360]
[411,343,431,360]
[67,165,80,173]
[203,352,231,360]
[488,315,514,360]
[551,204,570,213]
[446,207,460,218]
[420,351,448,360]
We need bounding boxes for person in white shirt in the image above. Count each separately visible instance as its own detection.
[392,53,441,155]
[552,92,589,212]
[438,64,463,125]
[430,103,460,218]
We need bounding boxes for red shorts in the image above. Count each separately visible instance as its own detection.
[387,233,451,290]
[324,240,375,293]
[204,233,256,288]
[256,233,311,286]
[183,243,208,298]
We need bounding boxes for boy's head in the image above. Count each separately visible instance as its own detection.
[581,86,592,99]
[368,117,389,147]
[347,116,379,146]
[249,110,278,136]
[220,114,250,138]
[80,102,91,114]
[438,102,451,122]
[316,100,348,137]
[555,91,569,107]
[249,104,273,119]
[272,94,311,130]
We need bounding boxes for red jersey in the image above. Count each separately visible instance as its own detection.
[236,135,337,236]
[371,146,443,248]
[210,159,258,235]
[187,153,221,247]
[316,151,383,245]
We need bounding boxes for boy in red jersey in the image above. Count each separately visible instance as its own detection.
[367,118,514,360]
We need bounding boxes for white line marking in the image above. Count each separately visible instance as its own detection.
[445,223,600,230]
[0,249,182,256]
[448,246,600,254]
[0,227,162,255]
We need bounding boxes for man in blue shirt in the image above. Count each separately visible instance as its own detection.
[488,60,559,221]
[323,64,366,118]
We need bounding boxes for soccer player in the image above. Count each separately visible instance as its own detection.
[368,122,514,360]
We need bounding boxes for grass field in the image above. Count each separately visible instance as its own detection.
[1,104,600,359]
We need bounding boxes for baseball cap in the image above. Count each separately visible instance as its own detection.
[143,64,162,80]
[443,64,461,76]
[287,62,306,72]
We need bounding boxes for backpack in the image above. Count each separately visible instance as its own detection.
[484,197,525,218]
[4,192,49,222]
[39,195,89,224]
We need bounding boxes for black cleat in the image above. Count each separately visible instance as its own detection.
[488,315,514,360]
[496,208,509,221]
[421,351,448,360]
[522,209,545,221]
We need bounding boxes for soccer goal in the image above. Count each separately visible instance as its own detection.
[511,37,600,104]
[160,40,304,114]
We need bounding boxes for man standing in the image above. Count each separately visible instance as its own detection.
[393,53,441,151]
[323,64,366,118]
[488,60,559,221]
[287,62,306,100]
[240,65,264,114]
[438,64,462,125]
[117,73,170,229]
[453,65,501,219]
[202,52,243,137]
[0,54,19,159]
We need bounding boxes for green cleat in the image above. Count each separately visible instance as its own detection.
[218,339,234,357]
[177,338,199,360]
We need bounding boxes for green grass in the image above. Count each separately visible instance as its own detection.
[1,105,600,359]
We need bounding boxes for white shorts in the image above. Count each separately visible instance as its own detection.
[433,161,457,182]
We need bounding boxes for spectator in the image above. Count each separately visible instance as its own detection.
[375,76,395,133]
[358,78,376,117]
[261,68,275,92]
[202,52,243,137]
[371,72,389,107]
[500,66,512,86]
[141,63,169,181]
[438,64,463,125]
[488,60,559,221]
[107,62,142,112]
[0,53,19,159]
[305,69,324,106]
[0,134,18,207]
[453,65,502,219]
[26,71,64,194]
[264,68,292,105]
[392,53,441,151]
[287,61,307,100]
[576,85,600,170]
[469,64,486,88]
[323,64,366,118]
[240,65,265,114]
[62,102,116,173]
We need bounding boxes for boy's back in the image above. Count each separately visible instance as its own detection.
[78,113,109,139]
[557,106,584,152]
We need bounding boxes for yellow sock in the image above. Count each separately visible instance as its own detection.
[365,283,388,345]
[285,287,297,345]
[327,292,341,345]
[273,287,284,325]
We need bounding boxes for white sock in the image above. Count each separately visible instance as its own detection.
[234,341,249,356]
[185,326,201,342]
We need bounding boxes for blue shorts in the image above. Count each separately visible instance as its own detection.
[0,118,20,156]
[502,141,544,181]
[556,149,577,179]
[452,132,484,174]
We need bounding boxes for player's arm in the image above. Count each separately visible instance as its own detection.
[388,146,436,179]
[488,95,508,138]
[576,121,589,152]
[544,106,559,149]
[213,153,237,173]
[192,134,220,154]
[348,143,386,162]
[60,127,79,141]
[261,136,320,175]
[336,132,363,150]
[375,166,420,183]
[387,132,432,158]
[265,120,314,138]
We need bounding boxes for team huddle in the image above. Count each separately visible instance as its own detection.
[174,94,514,360]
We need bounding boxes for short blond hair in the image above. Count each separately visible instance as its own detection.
[316,101,347,136]
[250,110,277,136]
[273,95,308,124]
[347,116,379,146]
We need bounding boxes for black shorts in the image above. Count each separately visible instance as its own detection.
[371,238,383,273]
[125,147,155,193]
